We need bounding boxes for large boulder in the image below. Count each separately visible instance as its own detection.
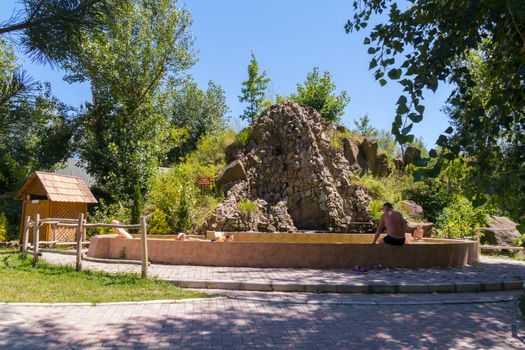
[359,137,378,171]
[342,138,361,171]
[480,216,522,247]
[374,153,391,177]
[216,160,247,187]
[200,102,373,233]
[399,200,424,218]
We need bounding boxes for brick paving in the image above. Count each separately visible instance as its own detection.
[43,252,525,286]
[1,291,525,349]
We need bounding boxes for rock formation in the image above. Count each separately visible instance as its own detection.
[200,102,373,233]
[480,216,522,247]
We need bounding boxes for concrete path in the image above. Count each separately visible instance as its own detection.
[43,253,525,293]
[1,291,524,349]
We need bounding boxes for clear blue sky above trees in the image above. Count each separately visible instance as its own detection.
[0,0,452,146]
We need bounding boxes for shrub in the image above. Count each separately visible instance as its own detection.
[146,130,232,232]
[234,128,251,147]
[148,208,171,235]
[237,199,259,213]
[184,129,235,170]
[88,199,132,238]
[402,179,453,223]
[0,212,8,242]
[351,174,417,220]
[434,195,491,238]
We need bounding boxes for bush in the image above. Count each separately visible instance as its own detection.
[148,208,171,235]
[88,199,132,238]
[434,195,491,238]
[234,128,251,148]
[146,130,232,233]
[0,212,8,242]
[402,179,453,223]
[351,174,414,219]
[237,199,259,213]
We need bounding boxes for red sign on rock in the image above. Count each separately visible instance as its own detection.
[196,177,212,188]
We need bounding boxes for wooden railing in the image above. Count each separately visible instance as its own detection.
[20,214,150,278]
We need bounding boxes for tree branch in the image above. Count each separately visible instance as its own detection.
[506,0,525,48]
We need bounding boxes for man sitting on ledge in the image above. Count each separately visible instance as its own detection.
[372,202,408,246]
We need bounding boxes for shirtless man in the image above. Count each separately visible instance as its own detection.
[372,202,408,246]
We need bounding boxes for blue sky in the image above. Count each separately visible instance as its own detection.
[0,0,452,146]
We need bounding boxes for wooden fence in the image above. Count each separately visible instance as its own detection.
[20,214,150,278]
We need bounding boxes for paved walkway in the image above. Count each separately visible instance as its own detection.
[1,291,525,349]
[43,253,525,293]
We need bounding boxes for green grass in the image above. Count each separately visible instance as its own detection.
[0,249,209,303]
[237,199,260,213]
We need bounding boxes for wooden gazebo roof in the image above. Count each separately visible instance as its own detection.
[16,171,97,203]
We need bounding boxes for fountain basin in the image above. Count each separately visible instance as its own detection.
[87,232,479,269]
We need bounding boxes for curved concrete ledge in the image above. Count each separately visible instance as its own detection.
[87,233,479,269]
[169,279,523,294]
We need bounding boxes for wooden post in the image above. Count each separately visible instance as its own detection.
[140,215,148,278]
[52,223,57,246]
[76,213,84,271]
[32,214,40,266]
[20,216,30,254]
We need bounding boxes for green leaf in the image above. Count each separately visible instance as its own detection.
[401,123,413,135]
[396,95,407,106]
[387,68,402,80]
[436,135,448,147]
[415,104,425,114]
[393,114,403,129]
[444,126,453,134]
[379,79,387,86]
[367,47,376,54]
[364,37,371,45]
[429,149,437,158]
[396,103,409,114]
[407,113,423,122]
[369,58,378,69]
[412,155,429,167]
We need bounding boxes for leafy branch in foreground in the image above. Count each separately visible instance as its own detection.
[346,0,525,219]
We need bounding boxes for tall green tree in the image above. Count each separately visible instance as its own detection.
[0,0,124,64]
[346,0,525,220]
[353,114,378,137]
[167,77,229,164]
[289,67,350,123]
[65,0,195,222]
[239,52,270,123]
[0,39,74,238]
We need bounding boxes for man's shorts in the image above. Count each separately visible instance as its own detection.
[383,235,406,246]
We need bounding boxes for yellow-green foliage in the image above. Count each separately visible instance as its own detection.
[147,169,197,232]
[326,129,361,150]
[234,127,251,147]
[237,199,259,213]
[434,194,490,238]
[146,130,234,232]
[88,200,132,237]
[0,212,8,242]
[148,208,171,234]
[351,174,414,219]
[184,129,236,173]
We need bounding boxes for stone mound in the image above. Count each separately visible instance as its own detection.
[199,102,373,233]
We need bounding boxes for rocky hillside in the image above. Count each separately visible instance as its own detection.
[200,102,382,233]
